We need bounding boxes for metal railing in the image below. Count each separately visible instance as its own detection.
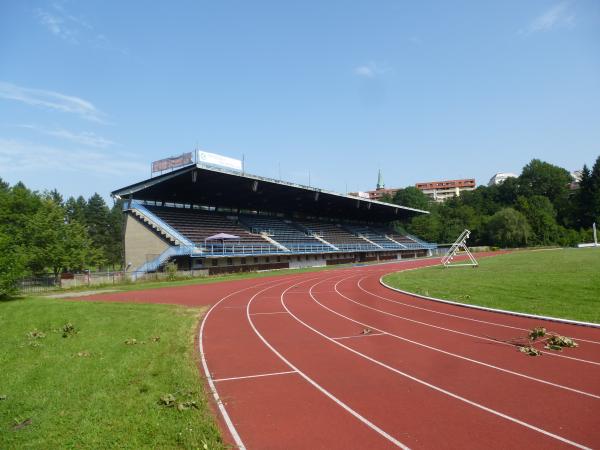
[127,200,194,246]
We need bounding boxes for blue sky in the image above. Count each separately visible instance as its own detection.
[1,1,599,201]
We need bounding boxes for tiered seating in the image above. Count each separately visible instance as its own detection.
[297,220,378,251]
[139,204,434,254]
[372,226,433,249]
[344,225,402,249]
[239,215,328,252]
[146,206,277,252]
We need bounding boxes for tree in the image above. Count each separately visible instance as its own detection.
[0,182,42,247]
[518,159,572,224]
[26,200,102,277]
[65,196,87,224]
[486,208,530,248]
[0,231,26,298]
[590,156,600,226]
[407,211,443,243]
[107,199,124,268]
[84,193,112,267]
[516,195,558,245]
[393,187,430,211]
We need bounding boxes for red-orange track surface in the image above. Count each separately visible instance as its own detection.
[83,255,600,449]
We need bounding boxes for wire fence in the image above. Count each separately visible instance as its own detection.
[17,269,212,295]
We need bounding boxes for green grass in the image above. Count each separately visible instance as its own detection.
[0,298,225,449]
[38,259,389,297]
[383,248,600,323]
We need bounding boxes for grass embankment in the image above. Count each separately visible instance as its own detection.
[0,298,224,449]
[383,248,600,323]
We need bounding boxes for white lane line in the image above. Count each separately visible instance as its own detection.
[213,370,297,383]
[250,311,289,316]
[333,332,386,340]
[247,278,410,449]
[199,277,297,450]
[330,277,600,398]
[289,278,592,450]
[339,277,600,367]
[366,276,600,345]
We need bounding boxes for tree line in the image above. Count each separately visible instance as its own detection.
[389,157,600,248]
[0,179,122,296]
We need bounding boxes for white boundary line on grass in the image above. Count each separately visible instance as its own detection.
[379,277,600,329]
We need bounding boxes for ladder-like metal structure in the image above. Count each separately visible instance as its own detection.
[442,229,478,268]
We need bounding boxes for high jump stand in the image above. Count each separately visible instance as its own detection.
[441,229,479,268]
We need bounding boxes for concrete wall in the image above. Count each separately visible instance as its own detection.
[289,254,326,269]
[124,213,170,271]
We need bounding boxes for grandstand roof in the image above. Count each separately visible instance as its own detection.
[112,163,428,222]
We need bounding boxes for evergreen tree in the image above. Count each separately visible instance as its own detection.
[84,193,112,267]
[590,156,600,226]
[65,196,88,224]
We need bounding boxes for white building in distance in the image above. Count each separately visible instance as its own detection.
[488,172,517,187]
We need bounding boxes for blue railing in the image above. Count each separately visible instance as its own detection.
[134,245,195,276]
[128,201,194,246]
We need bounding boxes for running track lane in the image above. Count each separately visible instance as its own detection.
[79,255,600,448]
[201,260,600,449]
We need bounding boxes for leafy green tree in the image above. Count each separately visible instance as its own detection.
[27,200,102,277]
[0,231,26,298]
[0,182,42,247]
[518,159,572,225]
[486,208,530,248]
[516,195,558,245]
[393,187,430,211]
[407,210,443,243]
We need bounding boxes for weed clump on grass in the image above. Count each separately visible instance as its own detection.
[27,329,46,340]
[61,323,77,338]
[158,391,199,411]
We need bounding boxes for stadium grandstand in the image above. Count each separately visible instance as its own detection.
[112,152,437,275]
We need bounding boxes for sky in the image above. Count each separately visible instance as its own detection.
[1,1,599,202]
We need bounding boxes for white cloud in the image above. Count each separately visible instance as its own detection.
[17,125,115,148]
[522,2,576,34]
[0,82,107,123]
[353,62,388,79]
[34,3,127,54]
[0,138,146,176]
[35,9,78,43]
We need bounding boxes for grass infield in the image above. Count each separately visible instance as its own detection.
[383,248,600,324]
[0,298,225,449]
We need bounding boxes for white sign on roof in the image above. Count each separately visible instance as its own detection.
[196,150,242,171]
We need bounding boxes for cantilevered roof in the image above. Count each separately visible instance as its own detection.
[112,163,428,222]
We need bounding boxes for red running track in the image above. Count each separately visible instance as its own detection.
[84,255,600,449]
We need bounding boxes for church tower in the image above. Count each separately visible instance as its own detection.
[376,169,385,190]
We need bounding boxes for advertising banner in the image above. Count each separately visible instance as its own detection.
[151,152,193,173]
[196,150,242,171]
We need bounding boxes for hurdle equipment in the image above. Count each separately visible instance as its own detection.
[442,229,478,268]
